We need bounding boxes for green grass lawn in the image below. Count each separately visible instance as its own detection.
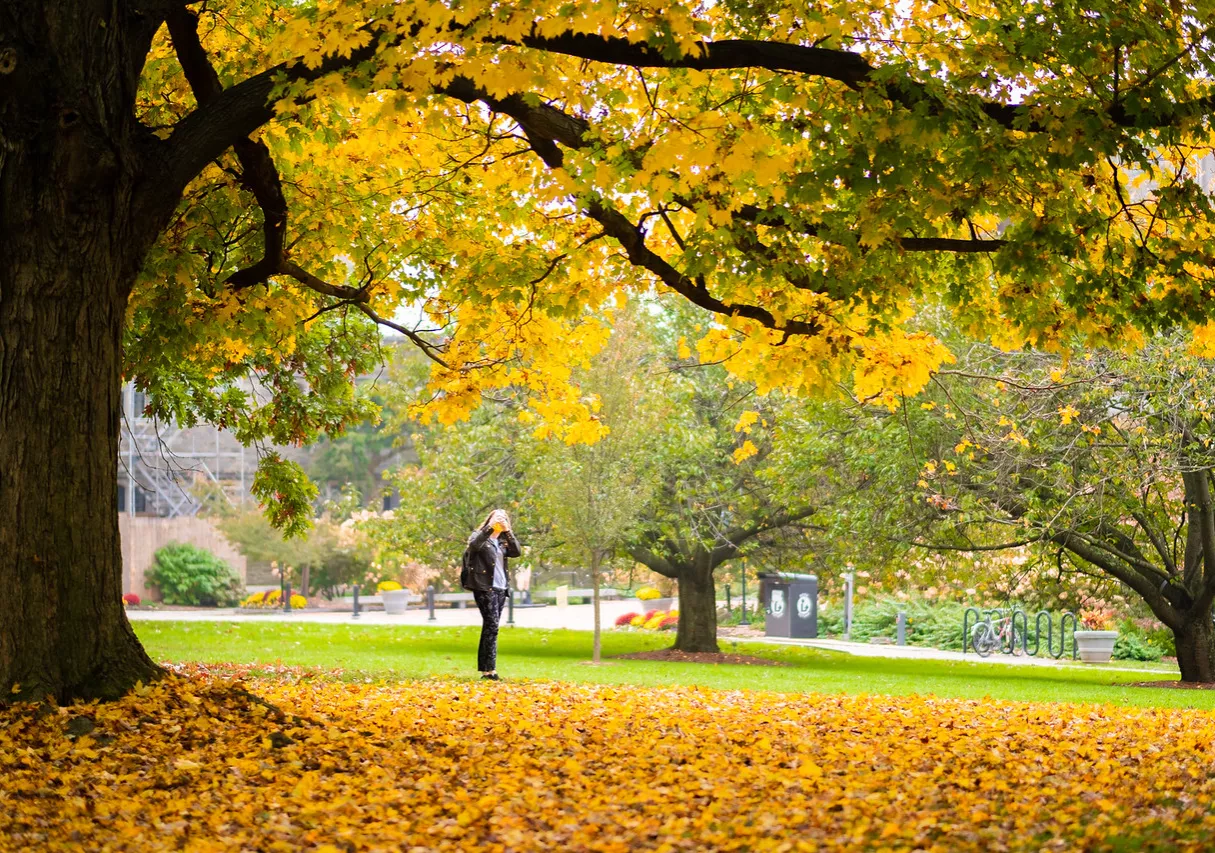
[134,620,1215,710]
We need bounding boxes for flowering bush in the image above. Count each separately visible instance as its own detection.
[621,609,680,631]
[377,580,403,593]
[240,590,305,609]
[635,587,661,601]
[643,612,667,630]
[1080,607,1117,630]
[122,593,141,606]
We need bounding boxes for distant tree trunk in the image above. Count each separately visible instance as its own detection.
[1173,614,1215,683]
[591,550,602,663]
[674,561,719,653]
[0,1,166,700]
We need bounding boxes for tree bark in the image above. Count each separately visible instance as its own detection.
[1173,613,1215,683]
[674,562,719,653]
[0,1,165,701]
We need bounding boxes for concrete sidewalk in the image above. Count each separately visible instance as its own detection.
[127,604,1164,672]
[126,599,656,631]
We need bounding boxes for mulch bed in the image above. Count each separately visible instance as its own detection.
[1126,680,1215,690]
[614,649,785,666]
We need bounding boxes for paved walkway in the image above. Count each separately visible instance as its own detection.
[127,603,1164,672]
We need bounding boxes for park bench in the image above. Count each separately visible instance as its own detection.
[533,588,624,603]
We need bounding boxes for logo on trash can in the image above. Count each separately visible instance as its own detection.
[770,589,786,617]
[796,593,813,619]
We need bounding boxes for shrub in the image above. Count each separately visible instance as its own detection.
[1140,624,1177,658]
[147,543,244,607]
[1113,632,1164,662]
[122,593,141,606]
[819,596,970,651]
[718,606,765,628]
[636,587,661,601]
[377,580,403,593]
[241,591,266,608]
[290,594,308,610]
[615,612,639,627]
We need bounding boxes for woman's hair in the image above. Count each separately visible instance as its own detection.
[480,508,510,531]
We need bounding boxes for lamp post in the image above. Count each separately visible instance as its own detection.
[843,568,855,639]
[739,562,751,626]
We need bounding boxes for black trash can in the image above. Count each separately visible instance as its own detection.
[762,572,817,639]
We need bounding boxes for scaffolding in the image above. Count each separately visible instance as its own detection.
[118,385,252,518]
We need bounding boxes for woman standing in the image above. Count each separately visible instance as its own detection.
[463,509,521,680]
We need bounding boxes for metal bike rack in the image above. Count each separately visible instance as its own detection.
[964,607,1078,658]
[1008,608,1029,655]
[962,607,984,653]
[1060,611,1079,660]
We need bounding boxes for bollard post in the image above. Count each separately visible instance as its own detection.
[507,588,515,625]
[843,571,855,639]
[725,584,732,613]
[740,570,751,626]
[352,584,360,620]
[427,585,436,622]
[896,611,906,645]
[284,582,292,613]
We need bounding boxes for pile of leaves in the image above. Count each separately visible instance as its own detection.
[4,670,1215,850]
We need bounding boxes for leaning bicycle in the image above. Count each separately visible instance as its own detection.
[970,610,1026,657]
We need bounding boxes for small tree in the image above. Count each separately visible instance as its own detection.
[900,337,1215,682]
[532,315,660,663]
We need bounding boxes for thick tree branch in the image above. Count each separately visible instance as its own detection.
[164,12,448,368]
[734,204,1007,253]
[707,506,818,567]
[513,31,1215,132]
[147,26,383,216]
[440,78,824,338]
[627,545,678,579]
[166,10,286,287]
[1131,509,1177,576]
[1052,531,1180,630]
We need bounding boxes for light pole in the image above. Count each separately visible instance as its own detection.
[739,561,750,626]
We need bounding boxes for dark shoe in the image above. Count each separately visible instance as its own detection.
[480,673,500,681]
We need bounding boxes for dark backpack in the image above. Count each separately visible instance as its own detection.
[459,543,475,591]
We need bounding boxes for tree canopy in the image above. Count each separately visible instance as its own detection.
[114,0,1215,524]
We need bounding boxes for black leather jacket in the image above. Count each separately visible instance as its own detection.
[462,527,521,592]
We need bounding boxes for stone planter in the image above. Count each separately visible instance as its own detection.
[1074,630,1119,663]
[382,589,412,615]
[639,597,673,613]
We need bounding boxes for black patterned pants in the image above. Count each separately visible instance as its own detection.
[474,588,509,672]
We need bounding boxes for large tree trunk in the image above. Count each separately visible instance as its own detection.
[1173,614,1215,684]
[674,562,719,653]
[0,2,164,701]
